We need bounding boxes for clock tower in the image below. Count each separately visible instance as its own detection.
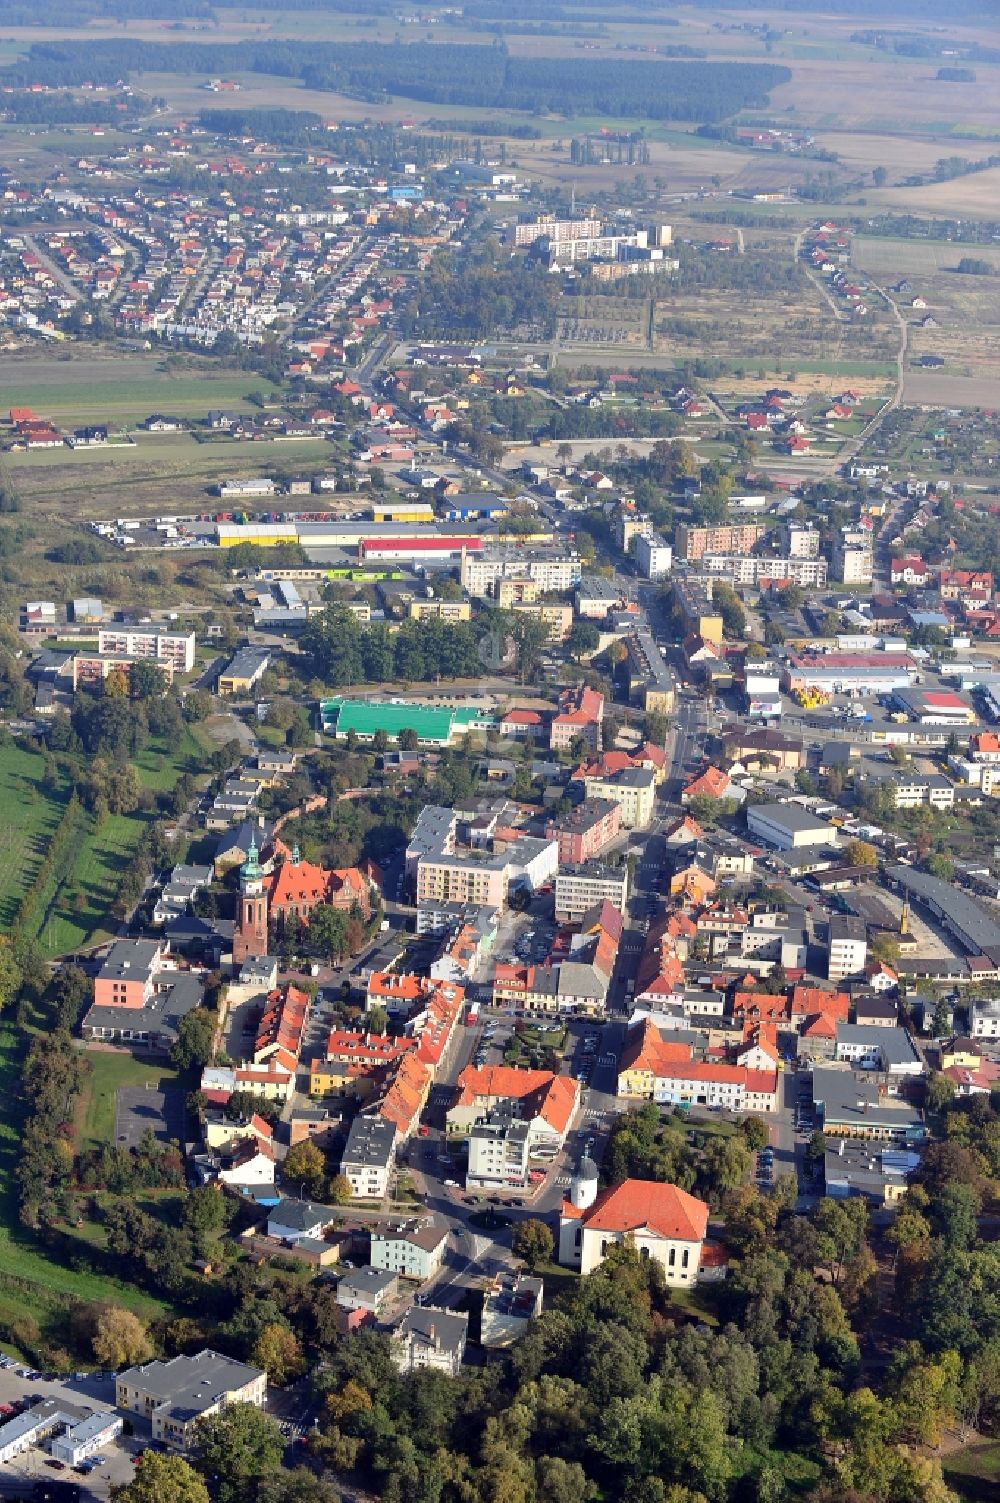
[233,838,269,964]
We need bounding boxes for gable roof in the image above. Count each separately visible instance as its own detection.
[583,1178,709,1242]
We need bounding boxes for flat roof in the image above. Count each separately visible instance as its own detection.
[888,863,1000,959]
[322,698,492,743]
[747,802,832,833]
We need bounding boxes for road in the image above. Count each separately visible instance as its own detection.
[23,232,81,305]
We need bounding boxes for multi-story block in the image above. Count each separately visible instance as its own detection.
[97,626,196,673]
[544,798,621,864]
[674,521,768,561]
[554,861,629,921]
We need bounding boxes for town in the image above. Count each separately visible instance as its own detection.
[0,6,998,1503]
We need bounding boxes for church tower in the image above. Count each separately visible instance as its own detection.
[233,838,269,964]
[558,1154,600,1268]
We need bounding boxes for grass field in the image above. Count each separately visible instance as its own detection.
[76,1052,185,1155]
[943,1441,1000,1503]
[34,729,206,958]
[0,741,69,931]
[2,356,278,426]
[853,238,1000,277]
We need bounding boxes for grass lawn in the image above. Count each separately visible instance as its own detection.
[0,739,71,930]
[944,1441,1000,1503]
[75,1052,187,1155]
[34,730,206,957]
[2,362,278,427]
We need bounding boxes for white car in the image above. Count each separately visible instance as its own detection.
[443,1178,458,1188]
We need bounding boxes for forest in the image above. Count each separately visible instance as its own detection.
[6,40,790,123]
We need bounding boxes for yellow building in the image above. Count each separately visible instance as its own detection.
[409,598,472,623]
[510,601,573,643]
[497,577,541,608]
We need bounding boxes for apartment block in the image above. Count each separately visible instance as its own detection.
[554,861,629,921]
[460,547,582,598]
[545,799,621,864]
[674,521,768,562]
[701,554,828,588]
[97,626,196,673]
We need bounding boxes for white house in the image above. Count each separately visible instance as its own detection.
[558,1167,709,1285]
[370,1219,448,1281]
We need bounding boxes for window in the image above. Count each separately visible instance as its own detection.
[668,1247,676,1267]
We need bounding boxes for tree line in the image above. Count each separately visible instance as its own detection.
[8,39,790,123]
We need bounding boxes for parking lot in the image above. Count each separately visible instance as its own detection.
[0,1366,136,1500]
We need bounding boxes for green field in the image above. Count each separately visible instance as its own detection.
[77,1052,185,1154]
[944,1442,1000,1503]
[3,358,278,427]
[35,729,206,957]
[0,741,70,930]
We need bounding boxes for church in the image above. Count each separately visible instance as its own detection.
[558,1159,710,1286]
[232,839,375,963]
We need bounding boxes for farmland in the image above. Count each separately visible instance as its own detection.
[1,353,278,425]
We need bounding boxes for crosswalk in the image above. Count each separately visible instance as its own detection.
[555,1175,571,1187]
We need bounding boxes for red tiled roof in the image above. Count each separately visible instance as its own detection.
[583,1179,709,1242]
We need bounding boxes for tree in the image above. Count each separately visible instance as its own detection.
[257,1471,343,1503]
[283,1139,326,1199]
[328,1173,352,1205]
[169,1008,217,1071]
[130,660,168,701]
[92,1306,153,1369]
[193,1403,285,1503]
[111,1453,210,1503]
[844,839,878,869]
[398,727,419,751]
[740,1115,769,1153]
[512,1217,554,1269]
[566,621,600,662]
[925,1071,956,1114]
[367,1004,389,1036]
[308,904,350,962]
[254,1322,306,1386]
[0,936,22,1015]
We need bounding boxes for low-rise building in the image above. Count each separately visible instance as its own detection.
[746,803,835,851]
[218,646,271,695]
[812,1068,926,1143]
[370,1218,448,1281]
[116,1350,266,1449]
[392,1306,468,1377]
[336,1265,399,1316]
[480,1269,544,1348]
[342,1114,398,1200]
[558,1173,709,1284]
[835,1023,923,1076]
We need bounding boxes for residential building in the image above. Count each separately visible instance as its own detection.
[92,938,167,1009]
[461,546,582,598]
[97,626,196,673]
[447,1065,579,1154]
[392,1307,468,1378]
[827,914,868,981]
[580,766,656,830]
[341,1114,398,1199]
[558,1174,710,1284]
[550,684,604,754]
[702,554,828,589]
[480,1269,544,1348]
[626,628,676,715]
[670,577,724,646]
[409,598,472,623]
[746,803,835,850]
[635,533,673,581]
[674,521,768,561]
[408,804,558,909]
[971,999,1000,1039]
[336,1266,398,1316]
[833,524,874,585]
[369,1219,448,1281]
[116,1350,266,1449]
[576,575,621,619]
[467,1110,534,1188]
[554,861,629,921]
[545,799,621,865]
[266,1198,337,1244]
[511,600,573,643]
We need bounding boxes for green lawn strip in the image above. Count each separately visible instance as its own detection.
[1,371,278,426]
[76,1052,186,1155]
[943,1442,1000,1503]
[0,741,71,929]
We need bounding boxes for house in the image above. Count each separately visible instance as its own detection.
[336,1266,399,1317]
[392,1306,468,1377]
[369,1218,448,1281]
[480,1269,544,1348]
[558,1170,709,1284]
[834,1023,923,1077]
[116,1350,266,1450]
[266,1198,336,1244]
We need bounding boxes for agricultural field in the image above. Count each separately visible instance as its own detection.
[852,238,1000,277]
[0,352,278,426]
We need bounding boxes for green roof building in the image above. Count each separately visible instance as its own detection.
[319,698,496,746]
